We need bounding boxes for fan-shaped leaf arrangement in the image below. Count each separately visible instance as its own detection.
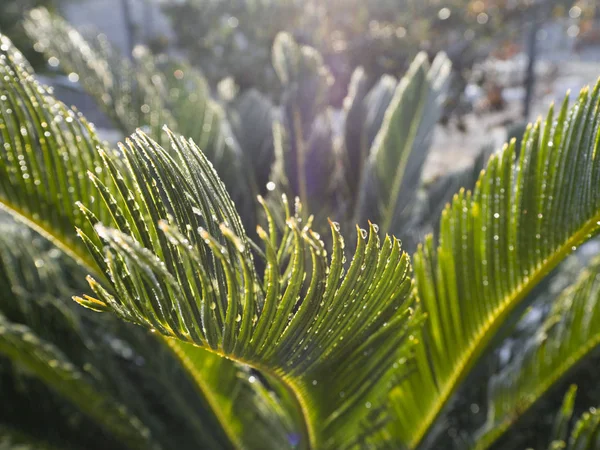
[0,36,296,450]
[0,35,421,449]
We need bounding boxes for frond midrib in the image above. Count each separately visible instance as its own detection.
[0,199,255,450]
[408,212,600,449]
[163,338,246,450]
[0,200,103,281]
[166,338,317,449]
[474,308,600,449]
[380,70,428,235]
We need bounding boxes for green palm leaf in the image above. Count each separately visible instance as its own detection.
[271,32,340,225]
[356,52,451,237]
[563,405,600,449]
[0,315,155,449]
[544,386,600,450]
[0,221,155,449]
[473,256,600,449]
[24,8,253,219]
[388,79,600,448]
[0,44,113,272]
[76,129,420,447]
[0,36,421,449]
[0,38,296,450]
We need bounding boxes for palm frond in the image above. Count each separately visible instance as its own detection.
[563,405,600,449]
[0,36,421,449]
[0,314,155,449]
[0,221,155,450]
[0,38,297,450]
[544,387,600,450]
[356,52,451,237]
[388,79,600,448]
[77,129,420,447]
[0,43,115,273]
[473,256,600,449]
[550,385,578,446]
[23,8,253,219]
[226,88,275,195]
[271,32,340,225]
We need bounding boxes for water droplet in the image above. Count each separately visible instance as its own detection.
[248,375,256,383]
[312,380,318,386]
[360,228,368,239]
[210,302,217,310]
[266,181,276,191]
[331,221,340,232]
[235,314,242,322]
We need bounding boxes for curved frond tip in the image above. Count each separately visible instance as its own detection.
[77,128,421,447]
[0,37,421,449]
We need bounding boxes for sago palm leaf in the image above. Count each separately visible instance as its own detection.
[0,216,297,450]
[543,386,600,450]
[23,8,253,219]
[271,32,340,226]
[341,70,400,213]
[0,38,297,450]
[24,8,173,141]
[388,79,600,448]
[560,404,600,449]
[473,256,600,449]
[76,130,420,448]
[0,37,421,449]
[0,221,155,449]
[356,52,451,237]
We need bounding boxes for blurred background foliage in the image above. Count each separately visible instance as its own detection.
[0,0,65,70]
[162,0,584,107]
